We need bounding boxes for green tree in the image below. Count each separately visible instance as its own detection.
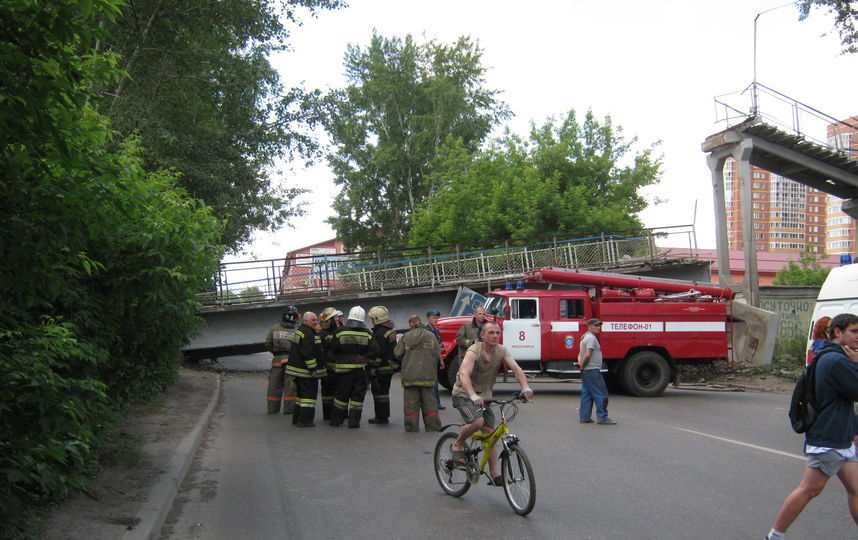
[323,33,511,251]
[1,1,222,533]
[798,0,858,53]
[409,110,662,246]
[239,286,265,302]
[773,247,832,286]
[98,0,344,251]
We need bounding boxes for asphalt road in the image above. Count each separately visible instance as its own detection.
[160,356,856,539]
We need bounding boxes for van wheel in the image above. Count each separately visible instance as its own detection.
[621,352,669,397]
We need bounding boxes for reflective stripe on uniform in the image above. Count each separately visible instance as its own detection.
[335,363,366,371]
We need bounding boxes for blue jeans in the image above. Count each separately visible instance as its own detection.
[580,369,610,422]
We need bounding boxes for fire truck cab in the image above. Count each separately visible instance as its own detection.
[437,267,734,397]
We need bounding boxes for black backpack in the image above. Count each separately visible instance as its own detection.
[788,355,821,434]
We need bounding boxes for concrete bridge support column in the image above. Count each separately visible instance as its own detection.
[706,137,760,307]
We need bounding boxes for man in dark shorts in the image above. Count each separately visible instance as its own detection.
[449,320,532,485]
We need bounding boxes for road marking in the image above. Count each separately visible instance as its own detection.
[675,428,805,461]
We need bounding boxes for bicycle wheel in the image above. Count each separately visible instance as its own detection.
[501,445,536,515]
[434,432,471,497]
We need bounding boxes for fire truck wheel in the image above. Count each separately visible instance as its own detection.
[438,356,453,390]
[447,356,460,388]
[621,351,670,397]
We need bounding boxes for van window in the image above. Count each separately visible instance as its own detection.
[560,299,585,319]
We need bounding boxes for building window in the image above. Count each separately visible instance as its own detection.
[827,228,852,238]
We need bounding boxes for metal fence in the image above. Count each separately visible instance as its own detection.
[199,226,700,306]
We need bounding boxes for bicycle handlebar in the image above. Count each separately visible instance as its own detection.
[480,393,531,407]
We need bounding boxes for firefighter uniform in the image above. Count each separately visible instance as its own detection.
[367,307,397,424]
[318,308,344,420]
[394,323,442,432]
[328,308,378,428]
[264,308,300,414]
[287,321,326,427]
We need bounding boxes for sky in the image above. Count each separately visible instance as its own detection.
[229,0,858,262]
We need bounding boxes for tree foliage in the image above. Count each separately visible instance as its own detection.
[97,0,345,251]
[773,247,832,286]
[1,1,223,534]
[798,0,858,53]
[409,110,662,246]
[323,33,511,251]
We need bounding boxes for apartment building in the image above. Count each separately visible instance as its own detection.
[825,115,858,255]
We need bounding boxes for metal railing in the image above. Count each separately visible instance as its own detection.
[198,226,701,306]
[713,82,857,153]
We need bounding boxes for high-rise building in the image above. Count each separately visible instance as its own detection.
[723,115,858,256]
[825,115,858,255]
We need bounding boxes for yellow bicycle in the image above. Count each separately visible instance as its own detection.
[433,394,535,515]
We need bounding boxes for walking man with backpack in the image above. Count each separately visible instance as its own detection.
[766,312,858,540]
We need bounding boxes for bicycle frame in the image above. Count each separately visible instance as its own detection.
[468,403,520,474]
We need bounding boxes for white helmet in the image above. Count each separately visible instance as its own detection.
[368,305,390,324]
[347,306,366,323]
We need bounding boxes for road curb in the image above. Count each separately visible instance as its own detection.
[122,374,222,540]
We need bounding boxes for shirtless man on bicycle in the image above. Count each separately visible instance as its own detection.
[450,320,533,484]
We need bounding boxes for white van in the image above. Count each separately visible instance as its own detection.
[806,263,858,362]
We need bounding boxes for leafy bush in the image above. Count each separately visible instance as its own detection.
[0,320,110,538]
[1,1,222,536]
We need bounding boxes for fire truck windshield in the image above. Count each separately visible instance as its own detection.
[485,296,507,317]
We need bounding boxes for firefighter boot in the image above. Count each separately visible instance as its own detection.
[291,407,299,425]
[368,402,390,424]
[322,402,332,421]
[329,407,346,427]
[348,408,362,429]
[296,406,315,427]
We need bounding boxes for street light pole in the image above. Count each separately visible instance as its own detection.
[752,2,798,116]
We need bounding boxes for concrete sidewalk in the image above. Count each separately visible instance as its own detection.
[39,369,222,540]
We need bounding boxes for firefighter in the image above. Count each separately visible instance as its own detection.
[264,306,300,414]
[318,307,344,421]
[286,311,326,427]
[394,315,442,432]
[328,306,378,428]
[366,306,397,424]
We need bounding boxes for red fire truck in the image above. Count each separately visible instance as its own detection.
[436,267,734,397]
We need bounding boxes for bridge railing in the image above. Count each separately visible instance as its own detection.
[200,226,700,305]
[713,82,857,153]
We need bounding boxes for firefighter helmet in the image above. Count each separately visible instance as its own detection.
[367,306,390,324]
[347,306,366,323]
[282,305,300,325]
[319,307,343,328]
